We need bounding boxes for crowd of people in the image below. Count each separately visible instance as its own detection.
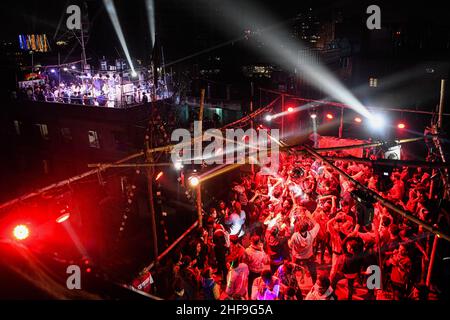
[142,146,443,300]
[16,72,171,108]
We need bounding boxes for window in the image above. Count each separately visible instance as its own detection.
[13,120,21,135]
[61,128,72,141]
[88,130,100,148]
[369,77,378,88]
[35,124,49,140]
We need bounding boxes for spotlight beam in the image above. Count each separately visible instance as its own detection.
[204,1,372,119]
[145,0,156,49]
[103,0,136,74]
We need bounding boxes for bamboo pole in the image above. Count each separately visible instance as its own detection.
[0,151,144,211]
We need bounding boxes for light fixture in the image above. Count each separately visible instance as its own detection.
[13,224,29,240]
[189,176,200,187]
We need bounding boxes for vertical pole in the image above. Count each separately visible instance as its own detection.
[199,88,205,134]
[58,52,61,87]
[146,135,158,261]
[197,185,202,228]
[438,79,445,129]
[375,225,383,290]
[426,232,439,287]
[80,17,87,71]
[281,94,285,137]
[250,81,255,175]
[196,89,205,228]
[339,106,344,138]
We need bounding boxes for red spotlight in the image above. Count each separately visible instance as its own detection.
[326,113,334,120]
[354,117,362,123]
[155,171,163,181]
[398,123,406,129]
[287,107,294,113]
[86,268,92,273]
[13,224,29,240]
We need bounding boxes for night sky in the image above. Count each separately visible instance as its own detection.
[1,0,449,66]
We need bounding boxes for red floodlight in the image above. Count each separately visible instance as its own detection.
[326,113,334,120]
[398,123,406,129]
[13,224,29,240]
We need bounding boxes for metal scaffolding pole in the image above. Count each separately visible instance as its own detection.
[302,145,450,243]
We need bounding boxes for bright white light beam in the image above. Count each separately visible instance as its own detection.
[207,1,372,120]
[145,0,156,49]
[103,0,136,75]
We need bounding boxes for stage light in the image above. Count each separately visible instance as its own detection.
[155,171,163,181]
[50,69,56,73]
[310,113,317,119]
[131,71,138,78]
[398,123,406,129]
[189,176,200,187]
[287,107,294,113]
[326,113,333,120]
[370,114,386,130]
[265,115,272,122]
[63,67,68,71]
[71,65,76,70]
[56,212,70,224]
[354,117,362,123]
[13,224,29,240]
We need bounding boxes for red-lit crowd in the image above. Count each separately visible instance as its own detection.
[146,150,437,300]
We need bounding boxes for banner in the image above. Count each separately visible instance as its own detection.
[317,136,367,158]
[19,34,50,52]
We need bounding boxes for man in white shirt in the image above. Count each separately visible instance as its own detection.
[225,201,246,238]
